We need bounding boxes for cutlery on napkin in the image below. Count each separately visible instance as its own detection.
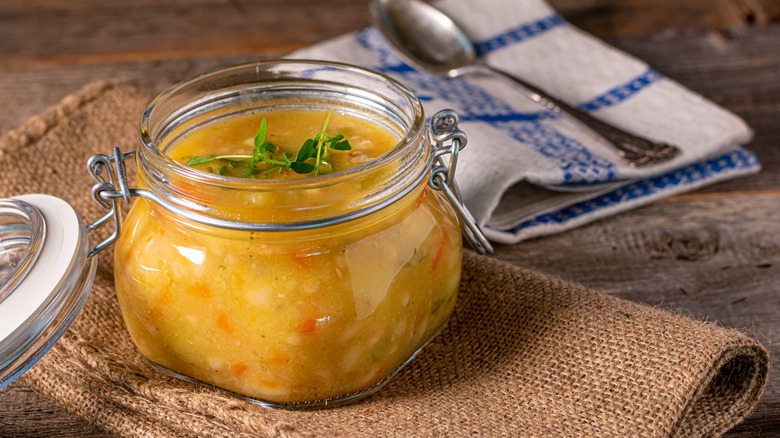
[292,0,759,243]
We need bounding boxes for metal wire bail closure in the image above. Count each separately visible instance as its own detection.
[428,110,493,255]
[86,147,134,257]
[84,111,493,257]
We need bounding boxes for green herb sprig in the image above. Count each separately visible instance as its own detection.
[185,110,351,177]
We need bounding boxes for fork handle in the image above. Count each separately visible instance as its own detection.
[485,65,680,167]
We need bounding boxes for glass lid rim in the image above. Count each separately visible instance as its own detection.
[0,194,93,390]
[0,198,46,304]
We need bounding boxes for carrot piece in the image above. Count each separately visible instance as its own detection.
[148,284,171,319]
[289,244,326,270]
[155,286,173,307]
[290,253,313,269]
[216,312,233,335]
[298,317,318,334]
[187,281,212,299]
[265,354,289,367]
[258,378,280,389]
[431,228,447,270]
[415,187,429,209]
[231,362,248,378]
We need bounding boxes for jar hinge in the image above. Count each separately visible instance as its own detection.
[428,110,493,255]
[85,148,135,258]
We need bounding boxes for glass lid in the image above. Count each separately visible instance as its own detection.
[0,199,45,304]
[0,194,96,390]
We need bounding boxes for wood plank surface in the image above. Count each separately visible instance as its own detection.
[0,0,778,436]
[552,0,780,34]
[500,194,780,436]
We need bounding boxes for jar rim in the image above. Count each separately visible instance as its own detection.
[138,59,426,190]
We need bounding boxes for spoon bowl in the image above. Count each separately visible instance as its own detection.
[369,0,476,77]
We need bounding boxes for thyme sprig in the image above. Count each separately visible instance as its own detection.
[185,110,351,177]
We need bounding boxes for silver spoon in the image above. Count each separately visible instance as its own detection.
[368,0,681,167]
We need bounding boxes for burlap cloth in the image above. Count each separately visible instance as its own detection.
[0,82,770,437]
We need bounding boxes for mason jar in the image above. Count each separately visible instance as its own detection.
[0,60,491,409]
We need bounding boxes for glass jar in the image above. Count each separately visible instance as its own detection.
[0,60,491,409]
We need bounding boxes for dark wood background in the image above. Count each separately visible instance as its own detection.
[1,0,778,436]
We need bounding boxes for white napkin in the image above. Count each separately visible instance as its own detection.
[293,0,758,243]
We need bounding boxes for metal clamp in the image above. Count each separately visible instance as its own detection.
[85,147,135,258]
[428,110,493,255]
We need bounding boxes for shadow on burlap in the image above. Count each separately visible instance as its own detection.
[0,82,769,437]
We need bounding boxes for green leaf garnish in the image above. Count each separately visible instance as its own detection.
[185,111,352,178]
[330,139,351,151]
[186,155,219,166]
[296,138,318,163]
[289,161,316,174]
[255,117,269,147]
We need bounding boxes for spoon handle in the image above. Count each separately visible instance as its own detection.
[484,65,680,167]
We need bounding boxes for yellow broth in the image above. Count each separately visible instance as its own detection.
[114,109,462,404]
[168,109,399,179]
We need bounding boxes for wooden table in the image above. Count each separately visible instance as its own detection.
[1,0,778,436]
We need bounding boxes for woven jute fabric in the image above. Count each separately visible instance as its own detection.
[0,82,770,437]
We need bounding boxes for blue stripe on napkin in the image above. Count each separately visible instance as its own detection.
[491,147,759,234]
[474,14,565,56]
[578,68,664,112]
